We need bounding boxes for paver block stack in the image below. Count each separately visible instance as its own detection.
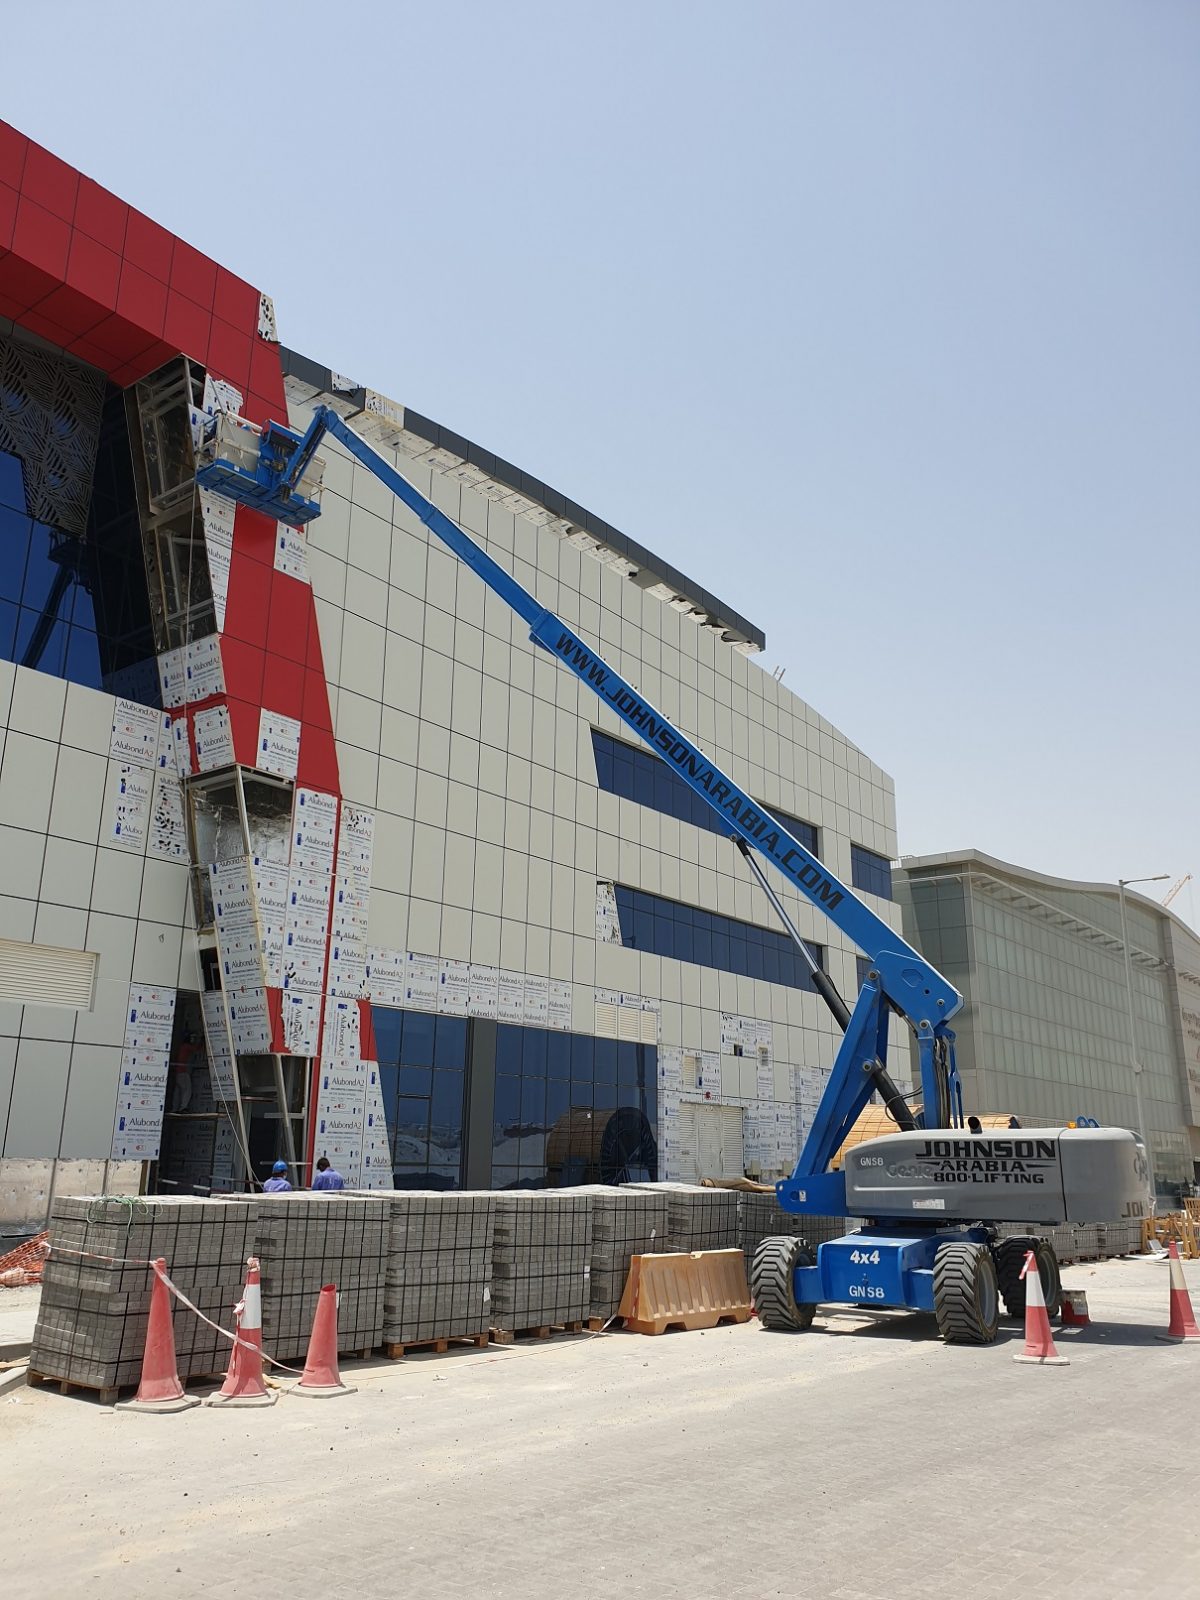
[737,1193,847,1263]
[491,1192,594,1332]
[587,1186,670,1322]
[247,1194,388,1361]
[31,1196,257,1390]
[649,1183,741,1254]
[383,1191,496,1346]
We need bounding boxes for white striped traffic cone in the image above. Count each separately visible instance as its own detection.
[1013,1250,1069,1366]
[206,1256,276,1407]
[1156,1241,1200,1344]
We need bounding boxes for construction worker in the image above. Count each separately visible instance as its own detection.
[1008,1115,1022,1129]
[263,1160,292,1193]
[312,1156,345,1192]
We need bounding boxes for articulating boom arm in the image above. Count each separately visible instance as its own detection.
[204,402,965,1200]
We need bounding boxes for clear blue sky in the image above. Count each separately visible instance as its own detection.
[7,2,1197,925]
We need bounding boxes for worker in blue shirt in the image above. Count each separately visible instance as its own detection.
[312,1156,345,1191]
[263,1160,292,1193]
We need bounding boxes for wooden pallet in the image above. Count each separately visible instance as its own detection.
[489,1320,585,1346]
[383,1333,489,1360]
[26,1366,224,1405]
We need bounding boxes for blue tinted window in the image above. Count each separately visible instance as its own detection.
[494,1020,657,1188]
[613,884,826,992]
[372,1004,469,1188]
[591,730,818,855]
[0,364,159,703]
[851,844,893,901]
[0,452,26,512]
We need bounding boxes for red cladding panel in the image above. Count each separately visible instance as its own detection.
[162,291,211,362]
[17,308,75,346]
[109,339,178,388]
[20,142,78,223]
[169,239,218,308]
[0,184,16,251]
[306,605,330,672]
[206,316,253,391]
[232,506,276,567]
[218,636,265,704]
[0,250,60,312]
[27,283,106,339]
[116,261,168,339]
[222,550,273,645]
[213,267,259,334]
[303,668,334,731]
[123,209,173,283]
[65,231,121,310]
[0,125,27,190]
[262,653,305,720]
[83,312,155,363]
[297,725,339,792]
[266,988,284,1055]
[12,196,70,280]
[267,578,310,666]
[73,176,127,253]
[358,1001,377,1060]
[249,338,285,404]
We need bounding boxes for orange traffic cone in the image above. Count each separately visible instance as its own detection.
[1156,1241,1200,1344]
[1013,1250,1069,1366]
[205,1256,276,1407]
[291,1284,355,1398]
[116,1259,199,1413]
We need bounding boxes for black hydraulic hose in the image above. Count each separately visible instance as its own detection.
[735,838,917,1132]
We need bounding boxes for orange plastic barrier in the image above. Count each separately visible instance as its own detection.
[617,1249,752,1336]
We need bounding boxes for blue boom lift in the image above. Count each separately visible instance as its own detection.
[199,405,1149,1345]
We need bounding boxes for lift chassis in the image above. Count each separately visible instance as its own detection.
[197,401,1151,1346]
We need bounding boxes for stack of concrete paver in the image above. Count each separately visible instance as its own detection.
[587,1186,670,1322]
[658,1184,740,1254]
[491,1192,594,1333]
[383,1191,496,1347]
[247,1194,388,1361]
[1097,1219,1143,1257]
[30,1195,257,1391]
[737,1193,847,1264]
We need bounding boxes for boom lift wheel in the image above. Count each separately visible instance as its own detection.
[751,1236,817,1331]
[993,1236,1061,1320]
[933,1241,1000,1344]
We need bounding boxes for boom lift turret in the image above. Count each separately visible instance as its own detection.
[199,403,1151,1344]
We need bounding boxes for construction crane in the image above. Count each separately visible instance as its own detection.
[1163,875,1192,909]
[198,404,1150,1345]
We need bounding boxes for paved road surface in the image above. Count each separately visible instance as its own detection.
[2,1255,1197,1599]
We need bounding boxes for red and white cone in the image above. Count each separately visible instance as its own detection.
[1156,1241,1200,1344]
[290,1284,355,1398]
[206,1256,276,1407]
[116,1259,199,1413]
[1013,1250,1069,1366]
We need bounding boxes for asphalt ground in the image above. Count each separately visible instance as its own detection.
[2,1254,1197,1600]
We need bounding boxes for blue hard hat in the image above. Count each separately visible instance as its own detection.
[272,1160,288,1174]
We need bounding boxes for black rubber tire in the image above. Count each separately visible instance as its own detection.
[1033,1239,1062,1319]
[750,1235,817,1331]
[933,1241,1000,1344]
[993,1236,1062,1320]
[994,1235,1038,1319]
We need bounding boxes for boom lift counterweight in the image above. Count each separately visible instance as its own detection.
[198,403,1150,1345]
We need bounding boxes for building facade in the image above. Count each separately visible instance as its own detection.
[896,850,1200,1195]
[0,121,906,1238]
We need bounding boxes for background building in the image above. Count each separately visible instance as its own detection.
[896,850,1200,1194]
[0,122,907,1239]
